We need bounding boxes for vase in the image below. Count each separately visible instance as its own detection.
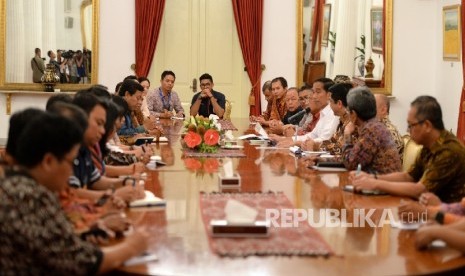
[41,64,60,92]
[365,57,375,78]
[357,57,365,77]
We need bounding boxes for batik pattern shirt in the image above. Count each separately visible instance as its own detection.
[262,95,287,121]
[147,88,185,116]
[381,116,404,160]
[321,111,355,155]
[296,112,320,135]
[0,169,102,275]
[342,118,401,174]
[408,130,465,203]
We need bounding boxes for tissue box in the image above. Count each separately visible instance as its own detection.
[248,139,270,146]
[210,220,269,238]
[218,172,241,187]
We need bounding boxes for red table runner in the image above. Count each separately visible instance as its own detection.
[199,192,334,257]
[218,120,238,131]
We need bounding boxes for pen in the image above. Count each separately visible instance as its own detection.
[356,163,361,175]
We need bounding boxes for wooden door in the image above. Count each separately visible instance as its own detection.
[148,0,251,118]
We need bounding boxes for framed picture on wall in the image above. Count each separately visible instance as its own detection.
[321,4,331,47]
[371,8,383,54]
[443,5,461,61]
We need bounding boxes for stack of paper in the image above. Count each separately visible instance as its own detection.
[129,190,166,208]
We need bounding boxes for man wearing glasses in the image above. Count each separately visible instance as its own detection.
[350,95,465,203]
[190,73,226,118]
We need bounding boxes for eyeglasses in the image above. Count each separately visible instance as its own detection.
[200,83,211,88]
[407,120,425,131]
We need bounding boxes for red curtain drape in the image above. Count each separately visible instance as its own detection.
[310,0,325,61]
[456,1,465,142]
[232,0,264,116]
[135,0,166,77]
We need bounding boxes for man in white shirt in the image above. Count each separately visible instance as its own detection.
[271,78,339,149]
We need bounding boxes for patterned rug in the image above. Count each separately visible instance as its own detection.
[199,192,334,257]
[218,120,238,131]
[182,148,246,158]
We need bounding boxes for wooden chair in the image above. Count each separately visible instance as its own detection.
[402,134,423,172]
[224,100,232,120]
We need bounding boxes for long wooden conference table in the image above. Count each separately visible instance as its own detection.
[116,118,465,275]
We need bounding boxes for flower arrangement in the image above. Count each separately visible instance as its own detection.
[183,115,222,153]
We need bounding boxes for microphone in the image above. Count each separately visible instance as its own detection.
[288,107,310,124]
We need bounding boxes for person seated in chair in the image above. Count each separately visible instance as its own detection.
[190,73,225,118]
[271,78,339,147]
[350,95,465,203]
[117,79,162,139]
[147,71,185,118]
[0,111,149,274]
[375,93,404,159]
[341,87,401,174]
[251,77,288,126]
[268,87,303,135]
[282,86,318,137]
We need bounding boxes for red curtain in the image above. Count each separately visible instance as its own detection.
[135,0,166,77]
[310,0,325,61]
[456,1,465,142]
[232,0,264,116]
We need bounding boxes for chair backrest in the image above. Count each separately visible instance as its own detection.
[224,100,232,121]
[402,134,423,172]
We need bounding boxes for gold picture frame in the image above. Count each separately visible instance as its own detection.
[371,8,383,54]
[443,5,461,61]
[321,4,331,47]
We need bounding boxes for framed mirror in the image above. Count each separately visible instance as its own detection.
[0,0,99,91]
[296,0,392,95]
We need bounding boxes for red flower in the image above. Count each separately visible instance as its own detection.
[184,158,203,171]
[203,129,220,146]
[203,158,220,173]
[184,131,202,148]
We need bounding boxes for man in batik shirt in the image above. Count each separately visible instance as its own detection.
[253,77,288,126]
[350,95,465,203]
[341,87,401,174]
[320,83,355,154]
[375,93,404,160]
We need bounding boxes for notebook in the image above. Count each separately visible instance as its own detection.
[134,137,154,146]
[156,136,168,143]
[310,162,348,172]
[129,190,166,208]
